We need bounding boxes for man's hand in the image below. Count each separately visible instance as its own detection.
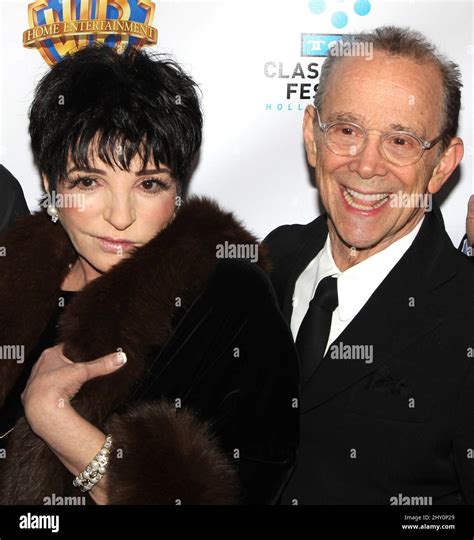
[467,194,474,246]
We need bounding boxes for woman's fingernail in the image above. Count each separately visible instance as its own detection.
[113,350,127,366]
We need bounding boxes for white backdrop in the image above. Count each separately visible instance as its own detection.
[0,0,472,243]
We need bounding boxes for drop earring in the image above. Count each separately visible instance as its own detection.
[47,204,59,223]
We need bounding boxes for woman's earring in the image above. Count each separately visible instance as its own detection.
[47,204,59,223]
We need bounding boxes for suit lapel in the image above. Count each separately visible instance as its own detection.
[300,207,456,412]
[280,216,329,322]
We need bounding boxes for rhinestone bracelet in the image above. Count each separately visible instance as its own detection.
[73,434,113,492]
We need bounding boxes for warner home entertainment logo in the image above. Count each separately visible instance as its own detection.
[23,0,158,66]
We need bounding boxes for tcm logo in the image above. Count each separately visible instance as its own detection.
[23,0,158,66]
[301,34,343,57]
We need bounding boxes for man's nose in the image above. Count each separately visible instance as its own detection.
[348,133,390,179]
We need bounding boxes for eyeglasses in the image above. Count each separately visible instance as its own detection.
[315,108,445,166]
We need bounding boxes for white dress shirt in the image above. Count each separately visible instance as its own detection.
[290,217,425,355]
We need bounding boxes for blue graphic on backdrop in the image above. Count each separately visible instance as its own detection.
[309,0,372,29]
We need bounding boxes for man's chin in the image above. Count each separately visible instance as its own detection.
[330,224,388,252]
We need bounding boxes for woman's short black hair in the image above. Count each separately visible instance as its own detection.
[29,44,203,194]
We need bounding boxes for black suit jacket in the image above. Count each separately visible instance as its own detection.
[0,165,29,234]
[264,203,474,504]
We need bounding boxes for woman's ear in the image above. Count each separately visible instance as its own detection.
[42,175,50,194]
[303,105,317,168]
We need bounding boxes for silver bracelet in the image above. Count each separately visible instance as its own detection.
[73,434,113,492]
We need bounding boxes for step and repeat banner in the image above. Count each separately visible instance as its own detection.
[0,0,472,242]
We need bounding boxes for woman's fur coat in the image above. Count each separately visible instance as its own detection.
[0,197,279,504]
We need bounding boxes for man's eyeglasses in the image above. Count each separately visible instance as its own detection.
[315,108,445,167]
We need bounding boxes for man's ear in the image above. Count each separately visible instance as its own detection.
[427,137,464,194]
[303,105,317,168]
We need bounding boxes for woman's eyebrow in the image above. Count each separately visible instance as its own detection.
[67,167,106,175]
[66,167,171,176]
[136,167,170,176]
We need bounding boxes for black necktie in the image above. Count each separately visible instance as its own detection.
[296,276,339,384]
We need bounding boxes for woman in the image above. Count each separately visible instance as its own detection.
[0,45,299,505]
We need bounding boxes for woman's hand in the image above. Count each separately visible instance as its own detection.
[20,345,127,505]
[21,344,127,434]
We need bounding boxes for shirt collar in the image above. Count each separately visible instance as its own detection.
[313,217,425,322]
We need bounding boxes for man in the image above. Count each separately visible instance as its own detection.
[0,165,29,234]
[264,26,474,504]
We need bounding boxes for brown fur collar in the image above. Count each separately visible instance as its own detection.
[0,197,266,503]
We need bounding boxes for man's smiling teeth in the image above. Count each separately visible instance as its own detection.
[343,187,390,210]
[346,187,389,201]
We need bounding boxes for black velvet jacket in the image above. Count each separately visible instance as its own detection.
[0,197,299,505]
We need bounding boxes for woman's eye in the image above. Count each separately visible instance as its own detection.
[140,179,171,193]
[68,177,98,190]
